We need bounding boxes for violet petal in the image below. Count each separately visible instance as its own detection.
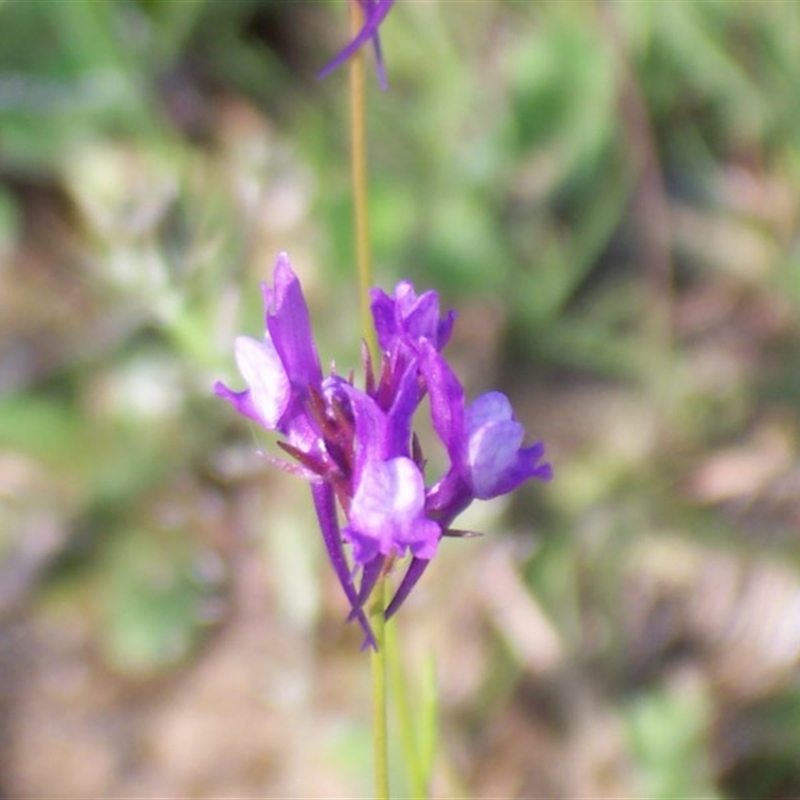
[213,381,264,427]
[352,554,385,614]
[318,0,395,88]
[310,480,376,649]
[345,457,440,563]
[466,392,552,498]
[263,252,322,391]
[419,341,466,463]
[370,281,456,353]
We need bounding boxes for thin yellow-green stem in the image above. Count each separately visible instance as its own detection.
[349,0,378,361]
[387,619,427,798]
[348,3,388,798]
[368,575,390,800]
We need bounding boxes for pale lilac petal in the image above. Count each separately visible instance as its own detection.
[468,419,525,498]
[345,457,440,563]
[213,381,263,426]
[485,442,553,497]
[466,392,552,498]
[233,335,290,429]
[466,393,522,497]
[395,282,440,341]
[466,391,514,432]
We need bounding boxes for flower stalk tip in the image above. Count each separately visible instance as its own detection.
[319,0,396,90]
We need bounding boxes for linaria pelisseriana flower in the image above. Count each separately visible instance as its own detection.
[318,0,396,90]
[216,253,552,647]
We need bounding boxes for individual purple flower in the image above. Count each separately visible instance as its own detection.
[214,251,323,455]
[420,343,552,511]
[318,0,396,90]
[465,392,552,497]
[384,341,552,619]
[371,281,456,355]
[216,254,376,646]
[365,280,456,421]
[216,252,552,646]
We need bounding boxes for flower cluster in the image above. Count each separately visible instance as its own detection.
[216,253,551,647]
[318,0,395,90]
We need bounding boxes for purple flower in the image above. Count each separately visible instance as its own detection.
[465,393,553,497]
[420,344,552,511]
[216,252,551,647]
[384,342,552,620]
[371,281,456,355]
[214,252,323,454]
[318,0,396,90]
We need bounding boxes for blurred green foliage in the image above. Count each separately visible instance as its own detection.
[1,0,800,797]
[625,681,720,800]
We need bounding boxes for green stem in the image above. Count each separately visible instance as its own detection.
[349,0,378,362]
[387,619,426,798]
[369,575,390,799]
[348,3,388,798]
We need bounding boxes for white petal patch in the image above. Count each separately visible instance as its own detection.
[234,335,290,428]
